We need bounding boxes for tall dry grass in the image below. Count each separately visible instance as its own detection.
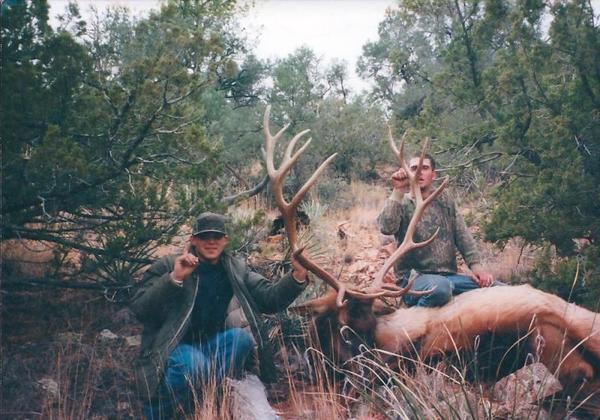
[35,321,586,419]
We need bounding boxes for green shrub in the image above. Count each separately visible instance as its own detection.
[530,243,600,310]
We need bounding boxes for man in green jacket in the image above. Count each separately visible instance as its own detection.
[378,153,495,307]
[131,212,307,419]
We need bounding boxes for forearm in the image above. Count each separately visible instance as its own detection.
[469,263,485,274]
[454,210,482,268]
[377,191,405,235]
[248,271,307,313]
[130,259,182,321]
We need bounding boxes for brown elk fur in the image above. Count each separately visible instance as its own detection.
[297,284,600,411]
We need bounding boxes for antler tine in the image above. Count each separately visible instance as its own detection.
[279,135,312,179]
[290,153,337,208]
[293,248,352,307]
[424,176,449,206]
[377,270,437,298]
[398,137,423,204]
[263,105,290,174]
[284,130,311,161]
[372,128,448,296]
[387,125,407,160]
[293,247,404,306]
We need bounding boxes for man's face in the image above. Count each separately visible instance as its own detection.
[408,157,436,191]
[190,232,228,264]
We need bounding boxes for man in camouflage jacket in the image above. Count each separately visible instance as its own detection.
[378,154,494,307]
[131,212,307,419]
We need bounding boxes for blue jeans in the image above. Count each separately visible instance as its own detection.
[144,327,254,420]
[402,273,481,307]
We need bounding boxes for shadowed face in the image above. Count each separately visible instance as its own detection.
[409,157,436,192]
[189,232,228,264]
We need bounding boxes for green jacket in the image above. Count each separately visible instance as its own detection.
[377,190,482,277]
[130,250,306,400]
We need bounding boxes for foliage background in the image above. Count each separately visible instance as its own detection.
[1,0,598,306]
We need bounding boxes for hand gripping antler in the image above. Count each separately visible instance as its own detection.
[264,106,414,307]
[371,127,450,289]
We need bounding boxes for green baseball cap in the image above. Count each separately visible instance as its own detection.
[193,212,227,236]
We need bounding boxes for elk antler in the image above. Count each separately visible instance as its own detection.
[262,105,336,251]
[371,127,450,289]
[263,106,413,307]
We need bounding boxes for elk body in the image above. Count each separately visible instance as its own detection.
[261,106,600,412]
[298,285,600,377]
[380,286,599,386]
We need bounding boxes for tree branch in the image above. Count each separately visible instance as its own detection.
[220,174,269,206]
[2,226,153,264]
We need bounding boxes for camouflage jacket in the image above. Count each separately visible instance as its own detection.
[377,190,482,277]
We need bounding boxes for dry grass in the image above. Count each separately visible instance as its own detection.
[23,322,587,419]
[2,180,568,419]
[1,239,58,278]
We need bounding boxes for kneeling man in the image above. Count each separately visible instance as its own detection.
[378,153,495,307]
[131,212,307,419]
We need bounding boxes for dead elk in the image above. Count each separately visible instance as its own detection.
[298,285,600,402]
[261,105,600,413]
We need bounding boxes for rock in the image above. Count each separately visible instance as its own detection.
[491,362,562,419]
[348,261,369,273]
[379,234,395,246]
[448,391,491,419]
[391,369,490,419]
[99,329,119,341]
[493,403,552,420]
[228,374,279,420]
[111,308,142,335]
[353,402,373,418]
[117,402,130,411]
[492,362,562,403]
[364,248,379,259]
[111,308,136,325]
[124,335,141,347]
[38,378,59,398]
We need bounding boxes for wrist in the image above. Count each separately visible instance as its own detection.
[470,263,483,274]
[292,270,307,284]
[170,272,184,286]
[389,189,405,202]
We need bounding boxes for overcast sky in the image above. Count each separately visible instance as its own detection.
[240,0,394,92]
[48,0,599,92]
[48,0,394,91]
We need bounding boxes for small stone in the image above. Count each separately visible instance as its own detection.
[124,335,141,347]
[228,374,280,420]
[111,308,136,325]
[348,261,369,273]
[379,234,395,246]
[99,329,119,341]
[38,378,59,398]
[117,402,130,411]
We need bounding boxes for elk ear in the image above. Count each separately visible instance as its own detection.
[373,299,396,316]
[289,293,337,317]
